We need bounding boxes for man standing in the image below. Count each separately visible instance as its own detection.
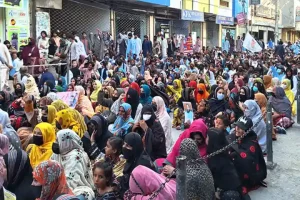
[193,36,202,53]
[126,33,136,59]
[161,35,168,58]
[142,35,152,57]
[81,32,90,55]
[236,36,243,52]
[68,35,79,63]
[222,37,230,53]
[134,34,142,56]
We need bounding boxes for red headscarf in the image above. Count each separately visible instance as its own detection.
[188,81,197,99]
[130,82,141,95]
[231,78,244,94]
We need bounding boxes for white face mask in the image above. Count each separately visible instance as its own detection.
[143,114,152,121]
[281,84,287,90]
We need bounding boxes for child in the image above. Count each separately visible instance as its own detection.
[93,161,119,200]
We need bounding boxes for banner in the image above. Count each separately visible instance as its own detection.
[6,6,30,50]
[56,91,79,108]
[237,13,246,25]
[243,33,262,53]
[0,0,24,9]
[296,7,300,22]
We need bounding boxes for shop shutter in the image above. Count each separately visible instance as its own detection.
[50,0,110,35]
[115,10,149,38]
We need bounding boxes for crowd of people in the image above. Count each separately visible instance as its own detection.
[0,29,298,200]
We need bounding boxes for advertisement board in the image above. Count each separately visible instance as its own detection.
[0,0,24,9]
[296,7,300,22]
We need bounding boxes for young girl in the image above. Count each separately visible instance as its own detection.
[93,161,119,200]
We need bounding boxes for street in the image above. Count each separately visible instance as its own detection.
[171,124,300,200]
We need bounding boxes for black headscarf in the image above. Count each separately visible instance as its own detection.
[207,128,228,155]
[0,91,13,112]
[39,85,51,97]
[13,83,25,99]
[285,68,294,89]
[208,87,229,117]
[239,86,251,102]
[126,88,139,118]
[208,84,218,99]
[140,104,156,127]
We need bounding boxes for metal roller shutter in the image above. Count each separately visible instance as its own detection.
[50,0,110,34]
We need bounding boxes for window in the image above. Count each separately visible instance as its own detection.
[220,0,229,7]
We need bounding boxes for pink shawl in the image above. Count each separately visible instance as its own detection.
[166,119,208,166]
[129,165,176,200]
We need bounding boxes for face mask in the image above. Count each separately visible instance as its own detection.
[143,114,152,121]
[152,104,157,112]
[112,96,119,101]
[281,84,287,89]
[15,88,23,94]
[140,93,146,98]
[276,69,281,74]
[56,121,62,130]
[253,86,259,93]
[198,90,204,95]
[32,135,43,146]
[226,127,231,133]
[217,93,224,100]
[52,142,60,154]
[41,116,48,122]
[122,147,133,160]
[239,94,247,102]
[224,67,229,72]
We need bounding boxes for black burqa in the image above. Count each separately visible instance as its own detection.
[208,86,229,117]
[118,132,154,198]
[207,128,241,192]
[126,88,139,118]
[82,114,112,160]
[177,87,197,111]
[140,104,167,161]
[3,149,41,200]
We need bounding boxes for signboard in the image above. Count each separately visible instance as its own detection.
[296,7,300,22]
[139,0,170,6]
[181,9,204,22]
[6,8,30,50]
[216,15,234,25]
[57,91,79,108]
[250,0,260,5]
[237,13,246,25]
[36,12,51,38]
[255,5,275,19]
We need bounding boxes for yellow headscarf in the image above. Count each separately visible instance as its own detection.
[282,79,296,116]
[66,108,87,136]
[90,80,102,102]
[27,122,56,168]
[47,105,57,129]
[51,100,69,112]
[166,79,182,102]
[55,109,83,137]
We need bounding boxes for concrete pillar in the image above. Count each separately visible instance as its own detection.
[150,15,154,42]
[110,10,115,39]
[203,22,207,47]
[219,24,222,47]
[263,30,268,46]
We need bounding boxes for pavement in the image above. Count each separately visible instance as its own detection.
[171,124,300,200]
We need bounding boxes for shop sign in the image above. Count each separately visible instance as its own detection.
[6,7,30,51]
[139,0,170,6]
[0,0,27,9]
[255,5,275,19]
[216,15,234,25]
[250,0,260,5]
[237,13,246,25]
[296,7,300,22]
[181,10,204,22]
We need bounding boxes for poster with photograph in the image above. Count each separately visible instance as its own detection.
[57,91,79,108]
[183,102,194,123]
[36,12,51,38]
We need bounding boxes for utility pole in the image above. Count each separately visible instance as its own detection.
[274,0,279,45]
[31,0,37,40]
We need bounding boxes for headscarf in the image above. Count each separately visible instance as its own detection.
[17,127,33,151]
[169,79,182,102]
[255,93,267,115]
[130,82,141,95]
[129,165,176,199]
[40,85,51,97]
[51,130,95,199]
[109,80,117,89]
[188,80,197,99]
[239,86,251,102]
[126,88,140,118]
[110,88,125,115]
[0,91,13,112]
[74,85,94,117]
[25,76,40,100]
[140,84,153,105]
[51,100,69,112]
[282,79,296,116]
[179,138,215,200]
[46,105,57,128]
[3,149,29,188]
[111,103,134,137]
[272,77,280,87]
[153,96,173,153]
[196,83,209,103]
[263,75,272,89]
[208,84,218,99]
[90,80,102,102]
[285,68,294,89]
[39,96,53,108]
[269,87,292,119]
[13,82,25,99]
[166,119,208,167]
[55,109,82,138]
[33,160,74,200]
[0,109,21,151]
[27,122,56,168]
[0,134,9,156]
[47,92,58,101]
